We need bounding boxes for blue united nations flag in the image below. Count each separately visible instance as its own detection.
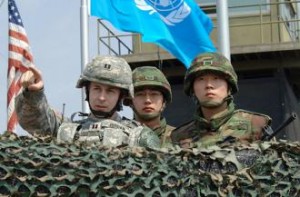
[90,0,216,68]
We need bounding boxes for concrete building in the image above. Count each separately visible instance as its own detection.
[96,0,300,141]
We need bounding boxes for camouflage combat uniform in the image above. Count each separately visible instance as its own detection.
[16,56,160,149]
[152,117,174,147]
[171,52,272,148]
[124,66,175,147]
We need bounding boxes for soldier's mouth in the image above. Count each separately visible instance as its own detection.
[95,106,107,110]
[205,92,215,97]
[143,107,154,112]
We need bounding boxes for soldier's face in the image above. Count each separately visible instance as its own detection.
[89,82,121,112]
[193,73,229,105]
[132,88,165,121]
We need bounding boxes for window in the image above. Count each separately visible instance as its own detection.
[197,0,270,16]
[279,0,299,40]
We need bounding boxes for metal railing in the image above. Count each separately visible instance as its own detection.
[96,0,300,56]
[97,20,133,56]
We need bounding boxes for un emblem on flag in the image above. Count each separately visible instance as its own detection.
[135,0,191,26]
[146,0,183,11]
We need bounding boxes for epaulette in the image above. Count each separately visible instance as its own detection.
[234,109,272,128]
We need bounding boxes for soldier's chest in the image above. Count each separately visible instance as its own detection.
[198,118,252,142]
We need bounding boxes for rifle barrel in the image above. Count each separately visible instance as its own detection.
[268,113,297,140]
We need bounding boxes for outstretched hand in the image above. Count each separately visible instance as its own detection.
[20,66,44,91]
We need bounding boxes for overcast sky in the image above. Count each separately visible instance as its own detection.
[0,0,132,135]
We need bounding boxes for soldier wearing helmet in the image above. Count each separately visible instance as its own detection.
[171,52,273,148]
[15,55,160,148]
[124,66,174,147]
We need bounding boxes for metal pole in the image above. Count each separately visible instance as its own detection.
[80,0,89,113]
[216,0,231,60]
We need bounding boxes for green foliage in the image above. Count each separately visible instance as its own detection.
[0,133,299,197]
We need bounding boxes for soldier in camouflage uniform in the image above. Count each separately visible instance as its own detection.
[15,56,160,148]
[171,52,273,148]
[124,66,174,147]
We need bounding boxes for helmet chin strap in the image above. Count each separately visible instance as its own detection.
[132,105,161,121]
[137,112,160,121]
[199,95,233,108]
[89,100,122,119]
[132,101,166,121]
[132,108,159,121]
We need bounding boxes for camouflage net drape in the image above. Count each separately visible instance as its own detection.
[0,133,300,197]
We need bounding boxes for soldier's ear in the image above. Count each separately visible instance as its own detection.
[160,102,166,112]
[85,86,90,101]
[227,87,232,95]
[191,93,199,105]
[227,82,232,95]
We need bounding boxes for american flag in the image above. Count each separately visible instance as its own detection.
[7,0,35,132]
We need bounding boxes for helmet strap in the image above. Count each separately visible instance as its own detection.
[132,105,161,122]
[197,95,233,109]
[89,99,123,119]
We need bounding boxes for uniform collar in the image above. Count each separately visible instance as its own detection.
[88,112,122,122]
[152,117,167,136]
[194,101,235,131]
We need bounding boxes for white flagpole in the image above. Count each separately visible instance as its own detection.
[216,0,231,60]
[80,0,89,113]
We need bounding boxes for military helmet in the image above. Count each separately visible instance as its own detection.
[76,56,134,98]
[132,66,172,103]
[184,52,238,96]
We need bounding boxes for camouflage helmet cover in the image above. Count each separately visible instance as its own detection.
[132,66,172,103]
[76,56,134,98]
[184,52,238,96]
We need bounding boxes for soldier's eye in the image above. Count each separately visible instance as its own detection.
[195,77,204,81]
[150,92,162,97]
[135,92,145,97]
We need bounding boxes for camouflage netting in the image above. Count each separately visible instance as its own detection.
[0,133,300,197]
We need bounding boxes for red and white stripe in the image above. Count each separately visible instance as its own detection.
[7,12,35,132]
